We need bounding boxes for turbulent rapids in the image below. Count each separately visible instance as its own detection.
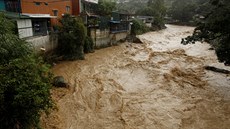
[41,25,230,129]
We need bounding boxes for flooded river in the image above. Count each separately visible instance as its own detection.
[41,25,230,129]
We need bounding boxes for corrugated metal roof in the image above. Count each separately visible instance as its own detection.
[1,11,29,19]
[22,13,55,18]
[1,11,54,19]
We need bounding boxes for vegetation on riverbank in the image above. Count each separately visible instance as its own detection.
[182,0,230,65]
[131,19,150,35]
[0,13,53,129]
[57,14,87,60]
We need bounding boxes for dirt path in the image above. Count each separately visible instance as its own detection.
[41,25,230,129]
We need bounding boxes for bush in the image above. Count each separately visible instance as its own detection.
[131,19,150,35]
[0,13,53,129]
[84,36,95,53]
[152,16,166,30]
[58,14,87,60]
[0,14,32,64]
[0,56,53,129]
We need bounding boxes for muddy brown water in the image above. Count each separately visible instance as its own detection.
[41,25,230,129]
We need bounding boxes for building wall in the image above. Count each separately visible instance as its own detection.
[72,0,80,16]
[20,0,73,25]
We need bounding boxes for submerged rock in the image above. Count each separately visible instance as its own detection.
[52,76,68,88]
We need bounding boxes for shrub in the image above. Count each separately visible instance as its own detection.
[84,36,95,53]
[58,14,87,60]
[0,14,32,64]
[0,56,53,129]
[131,19,150,35]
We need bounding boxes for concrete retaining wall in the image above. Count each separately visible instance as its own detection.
[26,34,58,53]
[25,29,128,53]
[90,29,129,48]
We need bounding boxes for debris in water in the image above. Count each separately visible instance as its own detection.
[204,66,230,74]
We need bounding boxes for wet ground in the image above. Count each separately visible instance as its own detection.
[41,25,230,129]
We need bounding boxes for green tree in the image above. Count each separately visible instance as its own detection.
[0,13,53,129]
[116,0,146,14]
[170,0,197,22]
[97,0,116,16]
[182,0,230,65]
[168,0,210,23]
[58,14,87,60]
[137,0,167,29]
[131,19,150,35]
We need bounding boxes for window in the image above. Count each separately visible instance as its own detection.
[53,10,58,16]
[32,19,48,36]
[34,2,41,6]
[66,6,70,13]
[44,2,48,6]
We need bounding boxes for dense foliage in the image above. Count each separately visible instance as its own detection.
[0,14,32,64]
[96,0,116,16]
[116,0,146,14]
[131,19,150,35]
[0,13,53,129]
[182,0,230,65]
[0,56,53,129]
[170,0,196,23]
[168,0,209,24]
[58,14,87,60]
[84,36,94,53]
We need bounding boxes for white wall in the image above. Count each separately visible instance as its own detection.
[146,23,152,27]
[17,19,33,38]
[84,0,98,4]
